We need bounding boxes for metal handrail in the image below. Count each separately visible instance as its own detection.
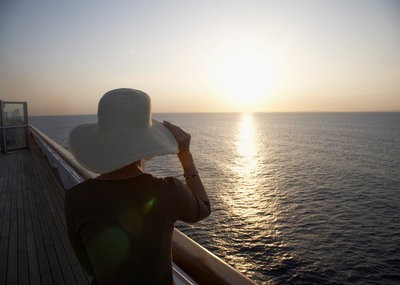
[29,125,256,285]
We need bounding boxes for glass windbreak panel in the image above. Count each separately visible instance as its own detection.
[3,103,26,126]
[5,127,28,151]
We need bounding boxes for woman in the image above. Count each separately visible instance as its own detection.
[65,88,211,285]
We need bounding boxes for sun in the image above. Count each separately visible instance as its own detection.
[215,50,278,111]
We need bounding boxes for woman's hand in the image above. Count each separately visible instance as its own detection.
[163,120,210,214]
[163,121,191,153]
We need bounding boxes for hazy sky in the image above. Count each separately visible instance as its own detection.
[1,0,399,115]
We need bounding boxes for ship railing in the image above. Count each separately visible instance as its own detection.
[29,124,257,285]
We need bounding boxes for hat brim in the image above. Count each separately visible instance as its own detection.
[69,119,178,173]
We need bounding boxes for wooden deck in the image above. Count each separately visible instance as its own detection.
[0,142,90,285]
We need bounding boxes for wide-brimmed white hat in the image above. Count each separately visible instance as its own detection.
[69,88,178,173]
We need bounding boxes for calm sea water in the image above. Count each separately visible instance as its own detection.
[30,113,400,285]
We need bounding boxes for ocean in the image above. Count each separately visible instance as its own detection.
[29,112,400,284]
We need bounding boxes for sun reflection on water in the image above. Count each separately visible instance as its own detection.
[220,113,291,279]
[226,112,265,218]
[234,113,259,180]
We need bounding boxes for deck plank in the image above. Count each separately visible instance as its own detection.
[7,193,18,283]
[29,185,51,277]
[26,231,41,285]
[18,252,29,285]
[0,237,9,284]
[0,140,90,285]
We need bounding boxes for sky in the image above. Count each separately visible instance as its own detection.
[0,0,399,115]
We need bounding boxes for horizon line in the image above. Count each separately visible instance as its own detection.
[29,110,400,117]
